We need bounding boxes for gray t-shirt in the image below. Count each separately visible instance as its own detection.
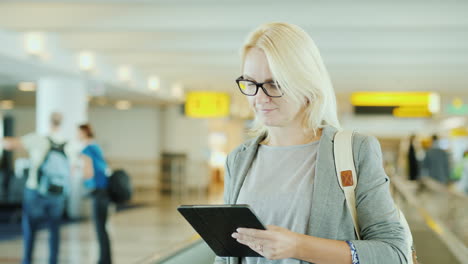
[237,140,319,264]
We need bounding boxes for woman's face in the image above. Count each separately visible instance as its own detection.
[77,129,86,142]
[243,48,303,128]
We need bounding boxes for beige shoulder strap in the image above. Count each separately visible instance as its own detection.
[333,130,361,240]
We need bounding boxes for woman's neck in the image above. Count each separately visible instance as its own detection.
[263,127,322,146]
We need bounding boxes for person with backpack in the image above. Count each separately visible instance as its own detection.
[214,23,412,264]
[77,123,112,264]
[1,112,72,264]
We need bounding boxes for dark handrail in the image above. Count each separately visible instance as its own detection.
[135,236,203,264]
[390,176,468,262]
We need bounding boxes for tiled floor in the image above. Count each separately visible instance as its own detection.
[1,181,465,264]
[0,189,223,264]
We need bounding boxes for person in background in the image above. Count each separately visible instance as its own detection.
[455,150,468,194]
[78,124,112,264]
[423,135,451,185]
[407,134,420,181]
[451,149,467,181]
[1,112,72,264]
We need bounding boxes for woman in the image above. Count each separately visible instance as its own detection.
[78,124,112,264]
[214,23,408,264]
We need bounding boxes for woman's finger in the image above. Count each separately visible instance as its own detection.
[237,228,272,239]
[236,237,267,257]
[232,231,266,243]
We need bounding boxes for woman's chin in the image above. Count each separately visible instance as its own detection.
[262,119,282,127]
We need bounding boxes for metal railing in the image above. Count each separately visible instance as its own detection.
[390,175,468,263]
[136,237,214,264]
[417,177,468,247]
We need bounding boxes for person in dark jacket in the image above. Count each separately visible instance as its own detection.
[408,135,420,181]
[423,135,451,184]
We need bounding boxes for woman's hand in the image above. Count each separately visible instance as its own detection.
[232,225,301,260]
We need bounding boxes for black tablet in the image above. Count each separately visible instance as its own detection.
[177,204,266,257]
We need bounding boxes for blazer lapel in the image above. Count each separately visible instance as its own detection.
[309,126,339,237]
[230,135,265,204]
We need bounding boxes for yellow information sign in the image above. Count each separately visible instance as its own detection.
[185,91,230,118]
[351,92,438,107]
[351,92,440,117]
[393,106,432,118]
[450,127,468,137]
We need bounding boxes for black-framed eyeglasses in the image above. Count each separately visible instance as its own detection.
[235,76,284,98]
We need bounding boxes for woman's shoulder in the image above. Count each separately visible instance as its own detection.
[348,132,382,162]
[350,132,387,183]
[232,138,256,152]
[326,127,380,161]
[229,136,263,155]
[227,138,253,162]
[226,136,264,167]
[82,143,102,155]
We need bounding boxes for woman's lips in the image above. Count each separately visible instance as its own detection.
[259,108,276,113]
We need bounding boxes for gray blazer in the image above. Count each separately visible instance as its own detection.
[214,126,408,264]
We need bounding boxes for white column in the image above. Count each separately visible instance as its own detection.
[36,77,89,219]
[36,77,88,139]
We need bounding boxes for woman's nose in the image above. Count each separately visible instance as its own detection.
[255,87,271,103]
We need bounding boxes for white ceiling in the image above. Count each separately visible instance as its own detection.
[0,0,467,105]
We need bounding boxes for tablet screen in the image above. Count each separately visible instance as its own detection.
[178,204,266,257]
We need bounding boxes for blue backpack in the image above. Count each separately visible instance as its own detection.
[37,138,70,196]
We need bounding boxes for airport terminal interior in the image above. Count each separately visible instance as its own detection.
[0,1,467,264]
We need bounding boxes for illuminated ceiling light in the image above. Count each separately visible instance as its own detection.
[78,51,95,71]
[118,65,132,82]
[18,82,36,92]
[148,76,160,91]
[441,117,467,130]
[96,97,108,106]
[428,93,440,114]
[24,32,45,56]
[171,82,185,100]
[0,100,14,110]
[115,100,132,110]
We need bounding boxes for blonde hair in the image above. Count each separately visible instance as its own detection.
[241,22,341,137]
